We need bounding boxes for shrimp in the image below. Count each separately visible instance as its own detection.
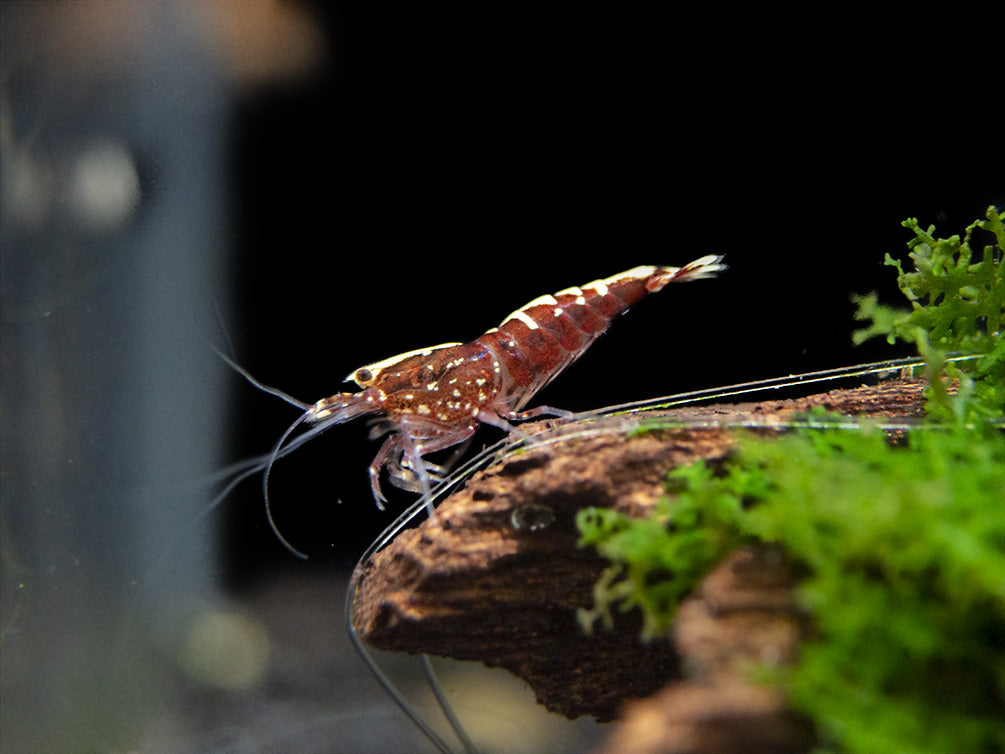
[303,255,725,506]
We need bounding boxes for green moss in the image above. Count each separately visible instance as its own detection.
[852,205,1005,424]
[577,208,1005,753]
[576,459,756,640]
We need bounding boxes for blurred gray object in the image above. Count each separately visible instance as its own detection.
[1,2,230,750]
[1,3,238,750]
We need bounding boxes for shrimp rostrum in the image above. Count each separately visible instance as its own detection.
[264,255,725,523]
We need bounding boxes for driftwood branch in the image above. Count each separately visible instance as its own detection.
[351,379,928,746]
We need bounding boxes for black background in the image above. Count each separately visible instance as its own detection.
[222,3,1001,585]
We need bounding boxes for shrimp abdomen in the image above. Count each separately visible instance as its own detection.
[477,257,725,410]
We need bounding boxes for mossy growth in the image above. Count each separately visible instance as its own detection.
[852,205,1004,424]
[576,207,1005,753]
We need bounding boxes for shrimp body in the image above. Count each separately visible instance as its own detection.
[305,255,726,507]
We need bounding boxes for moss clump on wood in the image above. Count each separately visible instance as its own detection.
[853,205,1004,424]
[577,207,1005,753]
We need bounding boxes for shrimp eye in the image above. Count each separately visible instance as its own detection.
[353,367,375,387]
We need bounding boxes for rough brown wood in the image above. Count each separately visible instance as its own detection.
[350,379,928,725]
[597,546,816,754]
[353,426,733,720]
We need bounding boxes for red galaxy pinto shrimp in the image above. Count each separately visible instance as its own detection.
[298,255,726,510]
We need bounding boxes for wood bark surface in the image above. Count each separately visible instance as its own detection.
[350,379,928,745]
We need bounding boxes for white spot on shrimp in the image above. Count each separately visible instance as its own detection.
[452,389,462,397]
[475,378,486,386]
[507,310,539,330]
[417,404,432,415]
[575,295,586,305]
[426,382,438,391]
[522,293,559,309]
[584,279,609,297]
[555,286,584,298]
[500,295,554,332]
[604,266,657,287]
